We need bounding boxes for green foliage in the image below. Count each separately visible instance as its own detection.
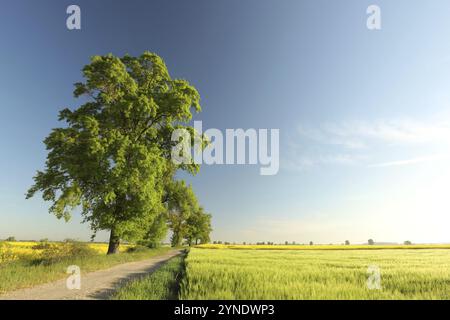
[185,207,212,246]
[143,212,169,248]
[368,239,375,245]
[404,240,412,245]
[167,180,199,247]
[345,240,350,245]
[27,52,206,251]
[35,241,97,265]
[125,245,150,253]
[5,237,16,242]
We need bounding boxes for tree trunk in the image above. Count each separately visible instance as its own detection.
[107,227,120,254]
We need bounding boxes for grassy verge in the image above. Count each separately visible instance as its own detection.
[112,252,186,300]
[0,246,171,294]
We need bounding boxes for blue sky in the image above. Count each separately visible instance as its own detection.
[1,0,450,243]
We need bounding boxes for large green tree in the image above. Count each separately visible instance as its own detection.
[27,52,202,254]
[185,207,212,245]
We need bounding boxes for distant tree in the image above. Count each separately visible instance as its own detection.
[404,240,412,245]
[142,212,168,248]
[285,241,289,245]
[218,241,222,244]
[243,242,246,245]
[167,181,199,247]
[5,236,16,242]
[26,52,205,254]
[368,239,375,245]
[185,207,212,246]
[292,241,296,245]
[309,241,313,246]
[345,240,350,245]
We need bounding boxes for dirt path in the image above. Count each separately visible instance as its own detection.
[0,249,183,300]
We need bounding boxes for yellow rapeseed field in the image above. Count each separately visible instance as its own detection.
[0,241,132,263]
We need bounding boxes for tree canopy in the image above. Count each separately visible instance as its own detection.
[27,52,211,253]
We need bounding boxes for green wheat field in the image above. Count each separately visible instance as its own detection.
[178,248,450,300]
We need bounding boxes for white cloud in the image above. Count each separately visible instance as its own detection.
[286,117,450,170]
[299,119,450,146]
[284,154,366,172]
[368,154,448,168]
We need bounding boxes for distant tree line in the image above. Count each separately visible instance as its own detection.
[208,239,416,246]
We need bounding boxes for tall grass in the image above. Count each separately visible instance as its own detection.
[180,248,450,299]
[112,253,186,300]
